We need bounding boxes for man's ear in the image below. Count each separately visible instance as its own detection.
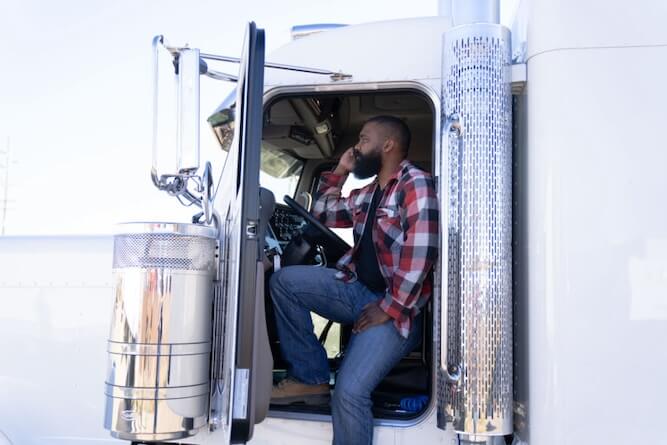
[382,137,396,153]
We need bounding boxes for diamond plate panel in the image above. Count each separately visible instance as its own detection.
[437,23,513,437]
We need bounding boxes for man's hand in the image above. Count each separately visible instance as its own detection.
[333,147,356,176]
[352,301,391,334]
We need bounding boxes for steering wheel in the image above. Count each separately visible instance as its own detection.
[283,195,351,256]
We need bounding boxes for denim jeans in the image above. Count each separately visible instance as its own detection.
[269,265,422,445]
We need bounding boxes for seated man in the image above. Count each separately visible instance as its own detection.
[270,115,438,445]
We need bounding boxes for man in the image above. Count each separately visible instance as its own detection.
[270,115,438,445]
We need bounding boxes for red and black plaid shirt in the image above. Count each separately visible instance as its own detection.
[312,160,439,337]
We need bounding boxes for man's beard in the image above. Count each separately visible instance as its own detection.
[352,147,382,179]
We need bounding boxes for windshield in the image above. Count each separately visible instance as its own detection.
[259,146,303,204]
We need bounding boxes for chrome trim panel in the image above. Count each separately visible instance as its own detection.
[437,113,463,385]
[209,279,229,430]
[105,383,209,400]
[263,80,440,104]
[114,221,217,238]
[437,23,513,438]
[107,269,214,344]
[107,340,211,356]
[106,351,210,388]
[105,395,208,442]
[200,52,349,78]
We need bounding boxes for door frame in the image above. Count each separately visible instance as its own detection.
[261,80,443,429]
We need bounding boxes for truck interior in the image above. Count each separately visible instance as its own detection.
[218,87,437,422]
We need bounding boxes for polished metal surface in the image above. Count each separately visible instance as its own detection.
[151,36,216,211]
[199,52,350,77]
[202,161,214,224]
[104,223,217,441]
[437,23,513,438]
[151,34,165,187]
[205,68,239,82]
[176,47,201,174]
[209,280,228,430]
[460,435,508,445]
[290,24,348,40]
[115,221,217,238]
[451,0,500,26]
[438,113,463,385]
[105,396,208,442]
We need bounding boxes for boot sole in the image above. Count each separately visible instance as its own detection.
[271,393,331,406]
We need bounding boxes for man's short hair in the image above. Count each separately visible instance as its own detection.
[364,115,411,157]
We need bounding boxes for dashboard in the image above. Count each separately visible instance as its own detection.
[269,204,306,244]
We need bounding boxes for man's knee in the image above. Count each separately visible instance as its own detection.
[269,266,301,301]
[332,375,369,409]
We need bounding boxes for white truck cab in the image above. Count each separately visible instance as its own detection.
[1,1,666,445]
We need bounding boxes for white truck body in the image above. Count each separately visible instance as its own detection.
[1,0,667,444]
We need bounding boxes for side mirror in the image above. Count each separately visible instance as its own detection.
[152,36,201,185]
[176,47,201,174]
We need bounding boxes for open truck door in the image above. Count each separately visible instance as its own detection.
[210,21,272,444]
[104,22,270,444]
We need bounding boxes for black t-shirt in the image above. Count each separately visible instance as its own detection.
[355,186,386,293]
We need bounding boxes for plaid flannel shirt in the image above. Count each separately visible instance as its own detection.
[312,160,439,337]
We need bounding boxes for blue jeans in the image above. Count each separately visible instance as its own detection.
[270,265,422,445]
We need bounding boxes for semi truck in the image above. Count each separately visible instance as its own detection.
[1,0,666,444]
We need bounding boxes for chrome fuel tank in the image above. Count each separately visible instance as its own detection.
[104,222,217,442]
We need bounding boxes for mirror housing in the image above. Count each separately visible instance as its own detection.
[176,48,201,174]
[152,36,201,186]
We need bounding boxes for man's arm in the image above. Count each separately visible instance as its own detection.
[379,173,439,328]
[311,147,358,228]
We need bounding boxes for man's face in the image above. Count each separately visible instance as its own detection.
[352,122,385,179]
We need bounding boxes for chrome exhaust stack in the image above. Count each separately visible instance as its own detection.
[437,0,513,442]
[104,222,218,442]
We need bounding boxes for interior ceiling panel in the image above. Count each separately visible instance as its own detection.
[359,94,430,115]
[266,99,301,126]
[263,92,434,162]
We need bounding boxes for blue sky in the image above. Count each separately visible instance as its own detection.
[0,0,517,235]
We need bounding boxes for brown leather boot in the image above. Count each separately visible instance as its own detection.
[271,377,330,405]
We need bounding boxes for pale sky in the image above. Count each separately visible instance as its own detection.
[0,0,518,235]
